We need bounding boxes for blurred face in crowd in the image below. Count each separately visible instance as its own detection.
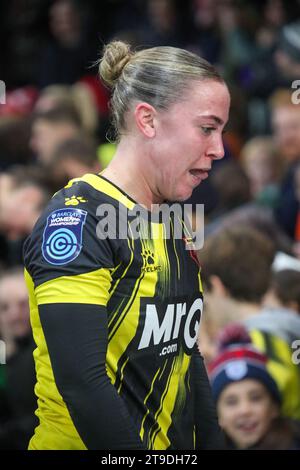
[272,105,300,162]
[30,118,78,165]
[0,185,45,240]
[148,80,230,202]
[242,145,277,196]
[217,379,279,449]
[0,273,31,340]
[49,0,80,46]
[148,0,177,31]
[0,173,15,214]
[49,156,101,186]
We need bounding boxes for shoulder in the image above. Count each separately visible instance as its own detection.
[23,174,120,286]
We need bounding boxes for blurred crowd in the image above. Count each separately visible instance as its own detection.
[0,0,300,450]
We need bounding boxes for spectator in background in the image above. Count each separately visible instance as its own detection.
[186,0,222,64]
[138,0,184,47]
[240,136,284,207]
[255,0,286,52]
[219,9,298,136]
[0,170,50,242]
[271,89,300,165]
[217,0,262,86]
[0,117,32,170]
[0,167,50,266]
[0,268,37,449]
[216,205,292,255]
[0,268,31,358]
[200,202,295,358]
[38,0,97,88]
[270,88,300,240]
[34,84,99,137]
[199,224,300,420]
[33,80,110,147]
[264,269,300,315]
[208,160,251,220]
[209,324,300,450]
[238,16,299,99]
[30,106,82,166]
[48,136,101,190]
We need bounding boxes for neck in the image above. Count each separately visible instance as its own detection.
[229,298,261,320]
[207,293,261,326]
[101,137,161,209]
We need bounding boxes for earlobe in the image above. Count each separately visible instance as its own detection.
[134,102,156,138]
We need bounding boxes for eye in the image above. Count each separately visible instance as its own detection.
[224,397,238,406]
[249,393,264,403]
[201,127,216,135]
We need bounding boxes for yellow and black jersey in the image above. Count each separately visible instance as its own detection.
[24,174,222,450]
[249,330,300,420]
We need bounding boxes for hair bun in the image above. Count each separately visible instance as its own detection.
[99,41,132,88]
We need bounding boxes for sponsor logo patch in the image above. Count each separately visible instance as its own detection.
[65,195,87,206]
[138,295,203,357]
[42,208,87,265]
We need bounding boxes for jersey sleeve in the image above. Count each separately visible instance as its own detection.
[23,179,114,307]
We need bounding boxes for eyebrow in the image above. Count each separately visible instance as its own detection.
[197,115,224,125]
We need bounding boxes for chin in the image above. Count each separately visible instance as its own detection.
[168,193,191,203]
[176,188,194,202]
[165,184,194,203]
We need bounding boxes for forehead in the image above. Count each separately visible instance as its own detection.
[222,378,265,398]
[0,276,27,297]
[273,105,300,124]
[174,80,230,120]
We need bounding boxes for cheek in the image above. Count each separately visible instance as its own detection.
[1,315,13,330]
[263,402,279,422]
[253,402,276,427]
[163,159,184,181]
[217,405,235,428]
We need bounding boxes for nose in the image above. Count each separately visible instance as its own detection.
[237,399,253,417]
[207,133,225,160]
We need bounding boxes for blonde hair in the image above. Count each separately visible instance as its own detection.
[98,40,223,138]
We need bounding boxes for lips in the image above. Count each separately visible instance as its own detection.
[237,422,258,433]
[189,169,209,184]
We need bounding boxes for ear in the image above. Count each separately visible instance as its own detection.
[134,102,156,138]
[210,275,228,297]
